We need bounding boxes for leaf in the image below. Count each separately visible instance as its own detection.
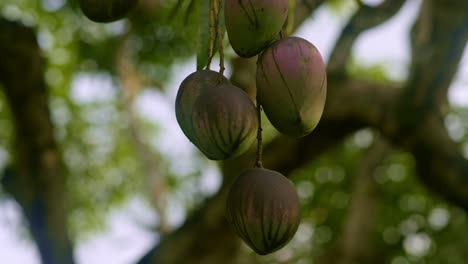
[184,0,198,24]
[197,0,211,71]
[168,0,185,22]
[285,0,295,35]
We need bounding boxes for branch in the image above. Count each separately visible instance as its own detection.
[262,119,364,175]
[0,18,74,263]
[324,78,399,136]
[399,0,468,121]
[294,0,327,26]
[392,0,468,209]
[255,77,400,177]
[115,35,170,235]
[318,136,391,264]
[327,0,407,74]
[409,114,468,210]
[137,185,241,264]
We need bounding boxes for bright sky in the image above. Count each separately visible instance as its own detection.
[1,0,467,263]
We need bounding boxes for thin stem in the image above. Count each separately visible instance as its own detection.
[207,0,215,69]
[214,0,225,76]
[255,96,263,168]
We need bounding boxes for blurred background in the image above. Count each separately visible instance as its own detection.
[0,0,467,263]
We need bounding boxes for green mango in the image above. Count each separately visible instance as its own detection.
[225,0,288,58]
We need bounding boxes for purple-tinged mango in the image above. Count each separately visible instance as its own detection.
[257,36,327,137]
[225,0,288,58]
[175,70,229,147]
[226,168,300,255]
[79,0,138,23]
[191,83,257,160]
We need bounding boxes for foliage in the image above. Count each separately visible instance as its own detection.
[0,0,207,237]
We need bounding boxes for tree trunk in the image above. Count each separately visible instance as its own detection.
[318,137,391,264]
[0,19,75,264]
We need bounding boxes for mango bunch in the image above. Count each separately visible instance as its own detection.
[174,0,327,255]
[223,0,327,255]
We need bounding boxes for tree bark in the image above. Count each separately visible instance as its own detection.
[0,19,75,263]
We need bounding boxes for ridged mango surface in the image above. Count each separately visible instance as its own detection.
[225,0,288,58]
[191,83,257,160]
[226,168,300,255]
[257,36,327,137]
[175,70,229,147]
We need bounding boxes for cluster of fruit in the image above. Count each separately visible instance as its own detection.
[176,0,327,255]
[78,0,326,256]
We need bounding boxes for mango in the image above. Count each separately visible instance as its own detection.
[175,70,229,147]
[226,168,300,255]
[257,36,327,137]
[191,83,257,160]
[225,0,288,58]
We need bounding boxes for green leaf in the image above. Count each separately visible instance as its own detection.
[197,0,211,71]
[285,0,295,35]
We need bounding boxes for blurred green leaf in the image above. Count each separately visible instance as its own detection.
[197,0,211,71]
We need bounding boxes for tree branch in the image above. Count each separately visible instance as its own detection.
[399,0,468,120]
[318,136,391,264]
[393,0,468,208]
[115,34,170,235]
[294,0,327,27]
[408,113,468,210]
[328,0,407,74]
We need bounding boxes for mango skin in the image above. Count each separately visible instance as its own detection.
[226,168,300,255]
[175,70,229,147]
[79,0,138,23]
[257,36,327,137]
[191,83,257,160]
[225,0,288,58]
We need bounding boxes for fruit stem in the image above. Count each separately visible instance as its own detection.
[255,96,263,168]
[207,0,215,70]
[213,0,225,77]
